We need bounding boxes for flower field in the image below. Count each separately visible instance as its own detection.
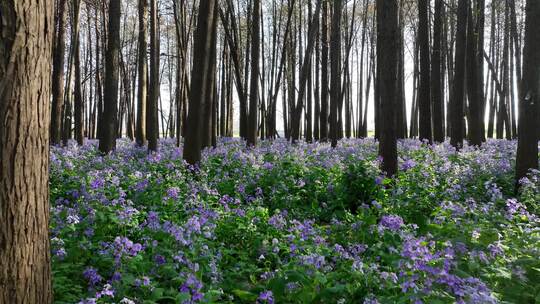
[50,139,540,304]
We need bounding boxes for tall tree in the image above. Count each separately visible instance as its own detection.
[136,0,148,147]
[432,0,445,142]
[147,0,159,151]
[51,0,68,146]
[73,0,84,146]
[418,0,432,143]
[0,0,53,302]
[450,0,468,149]
[467,0,485,146]
[184,0,217,165]
[320,0,330,142]
[247,0,261,146]
[377,0,399,176]
[515,0,540,188]
[99,0,121,154]
[330,0,342,148]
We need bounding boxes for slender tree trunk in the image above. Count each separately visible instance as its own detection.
[0,0,53,302]
[330,0,342,148]
[247,0,260,146]
[136,0,148,147]
[51,0,68,146]
[73,0,84,146]
[147,0,159,152]
[418,0,432,143]
[320,0,329,142]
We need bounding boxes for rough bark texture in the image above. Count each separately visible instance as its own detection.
[515,0,540,188]
[99,0,121,153]
[377,0,399,176]
[0,0,53,302]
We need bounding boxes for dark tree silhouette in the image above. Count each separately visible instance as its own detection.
[515,0,540,189]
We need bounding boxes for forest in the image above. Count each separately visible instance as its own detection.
[0,0,539,303]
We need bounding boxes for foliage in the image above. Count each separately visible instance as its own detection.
[50,138,540,304]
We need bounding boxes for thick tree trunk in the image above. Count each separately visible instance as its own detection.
[183,0,217,165]
[377,0,399,176]
[0,0,53,302]
[99,0,121,153]
[515,0,540,189]
[432,0,445,143]
[450,0,468,149]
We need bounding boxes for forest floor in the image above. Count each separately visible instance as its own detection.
[50,138,540,304]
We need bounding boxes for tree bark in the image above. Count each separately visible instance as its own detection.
[147,0,159,152]
[432,0,445,143]
[515,0,540,189]
[247,0,260,146]
[99,0,121,153]
[418,0,432,143]
[377,0,399,176]
[450,0,468,149]
[330,0,342,148]
[0,0,53,302]
[183,0,217,165]
[136,0,148,147]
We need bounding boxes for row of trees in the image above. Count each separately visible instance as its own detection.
[47,0,535,156]
[0,0,539,300]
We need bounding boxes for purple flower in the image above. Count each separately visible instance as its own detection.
[83,267,102,286]
[146,211,161,230]
[154,254,166,265]
[258,291,274,304]
[379,215,404,232]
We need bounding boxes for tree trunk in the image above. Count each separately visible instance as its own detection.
[51,0,68,146]
[377,0,399,176]
[330,0,342,148]
[73,0,84,146]
[147,0,159,152]
[418,0,432,143]
[136,0,148,147]
[99,0,121,153]
[432,0,445,143]
[183,0,217,165]
[515,0,540,189]
[0,0,53,302]
[247,0,260,146]
[450,0,468,149]
[320,0,330,142]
